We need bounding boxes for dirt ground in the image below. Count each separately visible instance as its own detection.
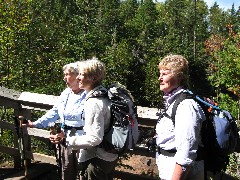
[0,153,158,179]
[115,153,158,178]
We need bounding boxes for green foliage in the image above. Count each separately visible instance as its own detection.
[31,137,54,156]
[144,57,162,107]
[226,153,239,178]
[0,0,239,177]
[205,27,240,119]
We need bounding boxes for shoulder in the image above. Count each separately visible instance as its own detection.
[85,85,110,106]
[177,97,206,120]
[173,90,203,113]
[86,85,107,98]
[59,88,71,96]
[179,98,199,108]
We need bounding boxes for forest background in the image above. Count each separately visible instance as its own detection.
[0,0,240,177]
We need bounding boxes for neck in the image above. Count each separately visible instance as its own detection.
[85,84,100,92]
[165,86,182,96]
[71,88,82,94]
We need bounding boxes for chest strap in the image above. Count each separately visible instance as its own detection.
[62,125,84,130]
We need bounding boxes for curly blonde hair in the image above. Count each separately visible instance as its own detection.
[158,54,189,88]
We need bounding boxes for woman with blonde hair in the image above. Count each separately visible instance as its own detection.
[66,57,118,180]
[155,54,205,179]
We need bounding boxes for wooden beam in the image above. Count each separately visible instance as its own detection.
[0,145,19,156]
[0,121,15,131]
[26,128,50,138]
[25,152,56,165]
[137,106,158,120]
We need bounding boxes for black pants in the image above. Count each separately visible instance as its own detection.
[79,157,118,180]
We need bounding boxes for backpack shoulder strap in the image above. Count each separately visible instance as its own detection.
[171,92,194,126]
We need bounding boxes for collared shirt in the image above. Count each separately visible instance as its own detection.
[156,87,206,166]
[33,88,86,135]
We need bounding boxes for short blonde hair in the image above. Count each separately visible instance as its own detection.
[63,62,79,75]
[158,54,189,87]
[78,57,106,84]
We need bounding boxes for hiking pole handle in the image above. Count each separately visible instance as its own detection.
[18,116,28,179]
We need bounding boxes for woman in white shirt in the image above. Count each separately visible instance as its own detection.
[26,62,86,180]
[66,57,118,180]
[155,54,205,180]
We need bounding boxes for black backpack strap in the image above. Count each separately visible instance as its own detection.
[171,92,194,126]
[157,92,188,123]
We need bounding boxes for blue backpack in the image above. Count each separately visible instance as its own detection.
[170,90,239,173]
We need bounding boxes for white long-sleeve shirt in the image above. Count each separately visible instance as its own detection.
[156,88,206,179]
[33,87,86,137]
[67,85,118,162]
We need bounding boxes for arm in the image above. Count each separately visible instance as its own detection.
[173,99,204,179]
[67,97,110,149]
[33,88,69,128]
[172,163,191,180]
[32,103,60,128]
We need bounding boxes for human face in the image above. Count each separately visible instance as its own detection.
[158,69,181,94]
[63,68,79,91]
[76,69,94,92]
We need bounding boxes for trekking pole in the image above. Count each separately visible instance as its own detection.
[50,124,62,180]
[14,116,28,179]
[51,142,62,180]
[58,144,62,179]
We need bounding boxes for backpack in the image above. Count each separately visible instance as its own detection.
[169,90,239,173]
[91,83,139,155]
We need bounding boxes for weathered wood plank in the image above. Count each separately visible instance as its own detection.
[0,145,19,156]
[0,121,16,131]
[137,106,158,120]
[26,128,50,138]
[0,121,50,140]
[18,92,58,107]
[25,152,56,165]
[0,96,21,109]
[0,86,159,120]
[0,86,21,100]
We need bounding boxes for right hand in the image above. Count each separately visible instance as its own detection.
[49,131,65,144]
[19,116,34,128]
[26,120,34,128]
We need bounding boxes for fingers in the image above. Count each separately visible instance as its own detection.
[49,133,64,144]
[18,116,34,127]
[27,120,34,128]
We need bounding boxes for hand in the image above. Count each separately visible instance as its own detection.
[49,131,65,144]
[20,119,34,128]
[27,120,34,128]
[18,116,34,128]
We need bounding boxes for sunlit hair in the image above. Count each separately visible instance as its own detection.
[158,54,189,88]
[78,57,106,85]
[63,62,79,75]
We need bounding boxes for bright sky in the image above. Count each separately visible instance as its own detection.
[204,0,240,10]
[156,0,240,10]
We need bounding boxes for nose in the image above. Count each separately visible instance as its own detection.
[63,76,67,82]
[76,75,80,80]
[158,75,162,81]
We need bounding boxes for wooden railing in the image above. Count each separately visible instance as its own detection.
[0,86,159,179]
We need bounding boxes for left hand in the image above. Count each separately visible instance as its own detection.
[49,131,65,144]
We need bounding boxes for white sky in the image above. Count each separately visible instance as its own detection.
[156,0,240,10]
